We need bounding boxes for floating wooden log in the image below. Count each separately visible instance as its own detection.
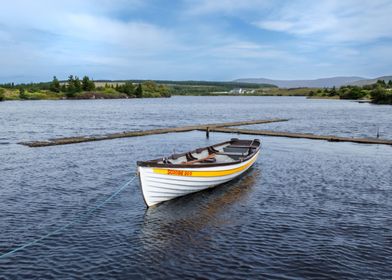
[19,119,288,147]
[208,127,392,146]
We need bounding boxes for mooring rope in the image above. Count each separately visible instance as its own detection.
[0,174,137,260]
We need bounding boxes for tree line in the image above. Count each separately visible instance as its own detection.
[58,75,96,97]
[54,75,170,98]
[308,80,392,103]
[368,80,392,104]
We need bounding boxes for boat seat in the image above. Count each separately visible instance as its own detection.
[216,152,245,160]
[228,145,259,149]
[183,153,216,165]
[224,145,256,155]
[224,146,248,153]
[218,152,246,156]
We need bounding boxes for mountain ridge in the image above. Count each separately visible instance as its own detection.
[234,76,391,88]
[350,76,392,86]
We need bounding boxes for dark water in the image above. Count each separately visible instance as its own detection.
[1,97,391,279]
[1,96,391,143]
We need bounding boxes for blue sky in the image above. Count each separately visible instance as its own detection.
[0,0,391,82]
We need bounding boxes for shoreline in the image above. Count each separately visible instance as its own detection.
[0,94,389,105]
[1,93,390,105]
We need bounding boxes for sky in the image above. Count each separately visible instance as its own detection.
[0,0,391,83]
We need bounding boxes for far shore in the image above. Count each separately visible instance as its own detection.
[1,78,391,104]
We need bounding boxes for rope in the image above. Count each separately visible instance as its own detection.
[0,174,137,260]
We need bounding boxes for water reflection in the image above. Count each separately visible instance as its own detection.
[140,168,260,251]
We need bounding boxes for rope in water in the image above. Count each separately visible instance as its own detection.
[0,174,137,260]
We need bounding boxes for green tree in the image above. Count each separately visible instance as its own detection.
[339,86,365,99]
[376,79,386,88]
[388,80,392,88]
[73,76,82,92]
[329,86,337,96]
[82,76,95,91]
[0,88,5,101]
[363,84,373,90]
[50,76,61,92]
[66,75,76,98]
[370,85,390,103]
[158,84,170,97]
[90,79,96,91]
[19,88,28,100]
[82,76,89,91]
[67,75,75,92]
[118,82,135,96]
[135,83,143,98]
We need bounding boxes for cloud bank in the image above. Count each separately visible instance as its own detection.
[0,0,391,82]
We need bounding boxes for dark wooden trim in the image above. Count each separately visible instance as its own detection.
[137,139,261,168]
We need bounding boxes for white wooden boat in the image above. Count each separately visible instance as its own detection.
[137,138,261,207]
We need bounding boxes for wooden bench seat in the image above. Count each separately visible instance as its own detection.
[182,153,216,165]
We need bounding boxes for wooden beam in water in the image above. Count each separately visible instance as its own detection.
[19,118,288,147]
[209,127,392,146]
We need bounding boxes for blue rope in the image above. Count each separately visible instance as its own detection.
[0,175,137,260]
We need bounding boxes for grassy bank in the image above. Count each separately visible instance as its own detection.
[0,77,171,101]
[0,88,167,101]
[253,87,318,96]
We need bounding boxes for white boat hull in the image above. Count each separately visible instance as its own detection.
[138,151,260,207]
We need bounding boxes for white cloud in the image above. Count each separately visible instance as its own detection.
[257,21,294,32]
[254,0,392,43]
[64,14,175,51]
[185,0,271,15]
[208,41,304,62]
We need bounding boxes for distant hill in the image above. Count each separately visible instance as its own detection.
[349,76,392,86]
[234,76,366,88]
[94,79,276,88]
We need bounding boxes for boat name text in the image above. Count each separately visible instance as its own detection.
[167,169,193,176]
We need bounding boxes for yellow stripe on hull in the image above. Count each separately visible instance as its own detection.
[152,153,258,177]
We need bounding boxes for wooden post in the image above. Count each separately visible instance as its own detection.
[206,127,210,138]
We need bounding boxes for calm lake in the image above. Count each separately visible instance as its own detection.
[1,96,391,279]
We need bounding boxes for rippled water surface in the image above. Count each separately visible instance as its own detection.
[1,97,391,279]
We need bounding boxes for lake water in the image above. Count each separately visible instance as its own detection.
[0,96,391,279]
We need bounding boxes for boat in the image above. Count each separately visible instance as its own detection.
[137,138,261,207]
